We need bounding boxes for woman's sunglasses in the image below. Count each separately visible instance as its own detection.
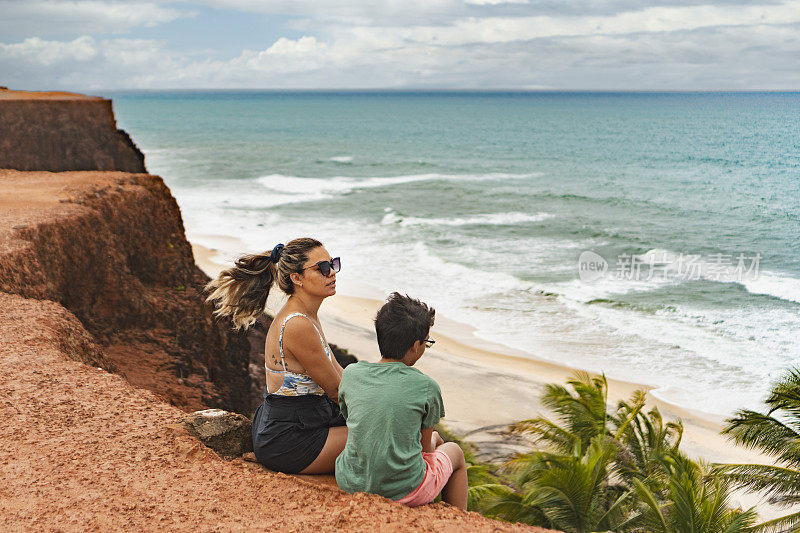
[303,257,341,277]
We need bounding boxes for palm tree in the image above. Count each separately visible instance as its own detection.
[633,452,760,533]
[472,373,644,530]
[615,398,684,493]
[720,368,800,532]
[470,371,759,531]
[475,435,634,532]
[511,372,614,454]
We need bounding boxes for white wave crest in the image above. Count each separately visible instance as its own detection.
[329,156,353,163]
[381,208,554,227]
[742,271,800,304]
[406,241,529,296]
[564,247,800,306]
[256,172,538,196]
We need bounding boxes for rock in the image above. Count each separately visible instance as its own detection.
[329,343,358,368]
[183,409,253,458]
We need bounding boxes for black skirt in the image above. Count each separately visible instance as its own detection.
[252,391,345,474]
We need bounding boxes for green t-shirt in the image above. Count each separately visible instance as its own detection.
[335,361,445,500]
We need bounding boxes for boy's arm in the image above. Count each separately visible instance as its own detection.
[420,379,446,452]
[421,427,435,453]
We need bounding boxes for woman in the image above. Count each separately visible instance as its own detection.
[205,237,347,474]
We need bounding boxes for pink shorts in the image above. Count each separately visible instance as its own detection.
[395,450,454,507]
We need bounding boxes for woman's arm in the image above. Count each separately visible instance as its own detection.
[421,427,444,453]
[331,356,344,377]
[282,318,341,402]
[421,427,435,452]
[327,345,344,377]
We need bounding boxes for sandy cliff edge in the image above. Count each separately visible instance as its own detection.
[0,289,543,531]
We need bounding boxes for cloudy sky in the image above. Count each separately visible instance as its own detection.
[1,0,799,90]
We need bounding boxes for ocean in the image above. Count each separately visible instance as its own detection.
[110,91,800,416]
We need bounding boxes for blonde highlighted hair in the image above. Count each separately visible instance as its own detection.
[204,237,322,330]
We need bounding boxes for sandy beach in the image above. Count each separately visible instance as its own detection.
[191,240,775,477]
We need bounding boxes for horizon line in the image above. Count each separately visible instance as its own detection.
[94,88,800,94]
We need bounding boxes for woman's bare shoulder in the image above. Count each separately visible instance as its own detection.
[280,313,318,339]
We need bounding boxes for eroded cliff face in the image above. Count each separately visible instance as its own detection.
[0,88,145,172]
[0,88,251,413]
[0,170,251,413]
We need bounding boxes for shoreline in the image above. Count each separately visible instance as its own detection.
[191,238,780,513]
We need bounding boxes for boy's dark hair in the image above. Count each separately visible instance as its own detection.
[375,292,436,360]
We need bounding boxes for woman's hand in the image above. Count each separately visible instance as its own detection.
[421,428,444,453]
[282,317,341,402]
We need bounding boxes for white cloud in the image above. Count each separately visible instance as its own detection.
[0,1,189,38]
[464,0,530,5]
[0,36,98,66]
[359,2,800,47]
[1,0,799,89]
[101,38,172,67]
[238,36,329,73]
[189,0,795,25]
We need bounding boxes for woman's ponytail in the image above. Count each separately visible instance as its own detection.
[204,237,322,331]
[205,252,276,331]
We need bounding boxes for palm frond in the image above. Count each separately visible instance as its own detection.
[466,463,496,487]
[512,416,579,454]
[537,372,611,449]
[504,449,571,487]
[614,392,646,441]
[595,489,635,531]
[716,463,800,505]
[472,483,551,526]
[468,483,513,512]
[632,477,670,533]
[719,507,761,533]
[764,368,800,422]
[723,410,800,467]
[751,509,800,533]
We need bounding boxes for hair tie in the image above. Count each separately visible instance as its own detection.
[270,243,285,263]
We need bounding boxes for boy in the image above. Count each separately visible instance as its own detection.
[335,293,467,510]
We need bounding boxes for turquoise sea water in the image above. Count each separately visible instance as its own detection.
[110,91,800,415]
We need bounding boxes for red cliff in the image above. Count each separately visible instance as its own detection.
[0,87,145,172]
[0,169,251,412]
[0,88,250,412]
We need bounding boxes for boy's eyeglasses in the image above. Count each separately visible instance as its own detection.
[424,338,435,348]
[303,257,341,277]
